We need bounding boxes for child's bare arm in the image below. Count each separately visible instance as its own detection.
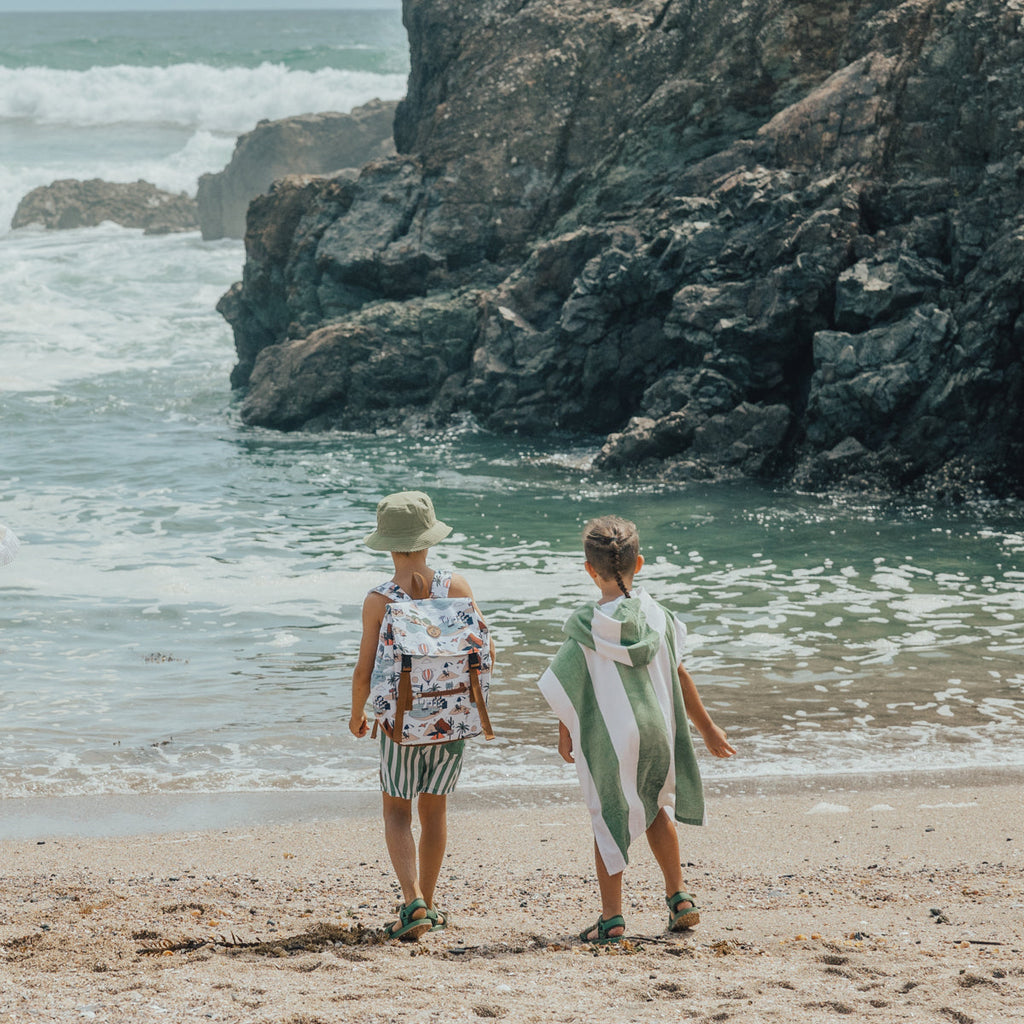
[349,594,385,738]
[557,720,574,763]
[678,664,736,758]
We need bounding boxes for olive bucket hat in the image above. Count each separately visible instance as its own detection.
[364,491,452,552]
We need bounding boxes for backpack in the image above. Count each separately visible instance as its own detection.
[369,574,495,746]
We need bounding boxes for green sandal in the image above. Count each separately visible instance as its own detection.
[579,914,626,945]
[666,891,701,931]
[386,898,433,941]
[429,907,448,933]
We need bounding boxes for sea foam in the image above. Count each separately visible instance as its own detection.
[0,61,407,229]
[0,62,406,134]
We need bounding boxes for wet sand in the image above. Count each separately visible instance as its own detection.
[1,771,1022,1022]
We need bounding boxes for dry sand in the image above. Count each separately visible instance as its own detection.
[1,772,1022,1023]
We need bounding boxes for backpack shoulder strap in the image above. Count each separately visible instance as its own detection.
[371,573,451,605]
[370,580,406,603]
[430,570,453,598]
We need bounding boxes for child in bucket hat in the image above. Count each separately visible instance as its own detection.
[350,491,495,940]
[363,491,452,552]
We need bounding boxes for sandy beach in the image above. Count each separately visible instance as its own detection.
[1,772,1021,1023]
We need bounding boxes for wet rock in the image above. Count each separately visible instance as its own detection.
[691,402,793,475]
[238,290,480,429]
[793,436,873,492]
[641,368,741,420]
[11,178,198,234]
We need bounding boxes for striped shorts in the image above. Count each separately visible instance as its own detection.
[378,733,466,799]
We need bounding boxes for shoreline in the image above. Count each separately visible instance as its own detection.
[1,770,1021,1022]
[3,764,1023,842]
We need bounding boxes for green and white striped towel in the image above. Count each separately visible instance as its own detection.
[537,588,705,875]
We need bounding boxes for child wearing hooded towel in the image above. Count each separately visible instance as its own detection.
[537,515,735,944]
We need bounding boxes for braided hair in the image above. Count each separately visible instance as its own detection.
[583,515,640,598]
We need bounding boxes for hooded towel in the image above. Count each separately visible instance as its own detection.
[537,588,704,875]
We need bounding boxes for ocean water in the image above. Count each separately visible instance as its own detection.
[0,10,409,229]
[2,11,1024,821]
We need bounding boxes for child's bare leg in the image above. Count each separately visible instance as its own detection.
[582,839,625,940]
[645,808,686,896]
[647,808,699,924]
[381,793,425,911]
[416,793,447,910]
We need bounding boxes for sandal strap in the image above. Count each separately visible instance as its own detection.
[386,898,432,940]
[666,891,700,913]
[401,898,428,923]
[599,914,625,936]
[580,914,626,942]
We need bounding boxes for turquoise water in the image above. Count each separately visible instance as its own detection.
[1,12,1023,813]
[0,10,409,74]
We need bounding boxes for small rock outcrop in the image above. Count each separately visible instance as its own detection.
[219,0,1024,499]
[196,101,398,240]
[11,179,198,234]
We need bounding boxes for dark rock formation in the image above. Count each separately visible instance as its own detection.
[11,179,198,234]
[220,0,1024,498]
[196,101,398,241]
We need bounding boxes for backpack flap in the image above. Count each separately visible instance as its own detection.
[379,597,493,745]
[386,598,487,658]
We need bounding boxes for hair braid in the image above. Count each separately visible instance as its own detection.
[608,537,631,598]
[583,515,640,598]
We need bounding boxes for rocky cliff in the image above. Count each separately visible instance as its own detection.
[220,0,1024,499]
[196,101,398,240]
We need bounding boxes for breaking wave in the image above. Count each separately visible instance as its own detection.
[0,62,406,135]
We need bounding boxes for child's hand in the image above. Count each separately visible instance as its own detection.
[349,712,369,738]
[701,723,736,759]
[558,721,574,763]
